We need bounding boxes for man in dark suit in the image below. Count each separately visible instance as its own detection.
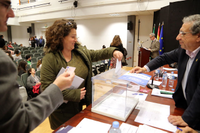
[0,1,75,132]
[0,35,5,48]
[149,33,160,59]
[130,14,200,131]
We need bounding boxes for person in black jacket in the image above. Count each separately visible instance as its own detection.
[130,14,200,131]
[0,35,5,48]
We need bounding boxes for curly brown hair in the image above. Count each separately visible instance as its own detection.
[110,35,122,47]
[44,19,77,53]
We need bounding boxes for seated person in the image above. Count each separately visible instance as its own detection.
[7,41,14,48]
[27,68,41,97]
[26,54,32,66]
[12,49,22,62]
[36,59,42,71]
[2,45,14,54]
[5,50,13,60]
[18,61,27,77]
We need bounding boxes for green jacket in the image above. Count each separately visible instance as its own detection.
[41,44,116,129]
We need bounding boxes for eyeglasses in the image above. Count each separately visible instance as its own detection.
[0,1,11,12]
[179,31,192,36]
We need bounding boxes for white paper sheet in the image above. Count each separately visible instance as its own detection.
[115,59,121,75]
[151,88,173,99]
[137,125,168,133]
[119,123,138,133]
[121,91,148,101]
[135,101,177,132]
[68,118,111,133]
[163,67,178,71]
[148,80,162,86]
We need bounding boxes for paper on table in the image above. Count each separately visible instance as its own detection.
[151,88,173,99]
[115,59,121,75]
[121,91,148,101]
[166,73,178,78]
[68,118,111,133]
[163,67,177,71]
[137,125,168,133]
[119,123,138,133]
[148,80,162,86]
[135,101,177,132]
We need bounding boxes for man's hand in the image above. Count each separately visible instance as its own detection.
[113,51,123,61]
[53,71,75,91]
[80,87,86,100]
[168,115,188,126]
[130,66,147,74]
[176,126,198,133]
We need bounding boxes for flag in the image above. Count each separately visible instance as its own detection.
[157,23,160,41]
[153,24,155,34]
[159,23,164,55]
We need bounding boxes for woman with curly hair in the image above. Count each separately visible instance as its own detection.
[41,19,123,129]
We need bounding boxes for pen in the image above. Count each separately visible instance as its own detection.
[160,91,174,95]
[177,127,183,131]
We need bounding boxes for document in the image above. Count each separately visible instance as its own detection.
[148,80,162,86]
[115,59,121,76]
[119,123,138,133]
[137,125,168,133]
[118,72,151,87]
[57,67,84,103]
[163,67,178,71]
[68,118,111,133]
[135,101,177,132]
[57,67,84,89]
[151,88,173,99]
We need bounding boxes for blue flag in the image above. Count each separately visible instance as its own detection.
[159,24,164,55]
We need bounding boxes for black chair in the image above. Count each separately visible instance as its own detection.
[33,53,41,58]
[31,57,37,63]
[37,56,43,61]
[37,49,43,53]
[36,70,40,78]
[28,47,35,50]
[31,63,37,71]
[23,50,30,55]
[31,50,37,53]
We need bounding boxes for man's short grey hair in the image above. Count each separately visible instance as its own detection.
[183,14,200,35]
[149,33,155,37]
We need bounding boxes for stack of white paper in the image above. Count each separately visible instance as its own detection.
[68,118,111,133]
[135,101,177,132]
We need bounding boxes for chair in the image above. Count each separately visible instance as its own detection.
[37,49,43,53]
[23,50,30,55]
[31,57,37,63]
[22,47,28,51]
[41,52,45,56]
[31,63,37,71]
[21,73,28,88]
[16,75,24,87]
[36,70,40,78]
[37,56,43,61]
[28,47,35,50]
[17,59,25,65]
[35,47,41,50]
[33,53,41,58]
[31,50,37,53]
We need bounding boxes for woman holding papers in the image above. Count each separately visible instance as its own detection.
[41,19,123,130]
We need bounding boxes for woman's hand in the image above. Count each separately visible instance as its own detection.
[80,87,86,100]
[113,51,123,61]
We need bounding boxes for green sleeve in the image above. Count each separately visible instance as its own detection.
[41,53,80,102]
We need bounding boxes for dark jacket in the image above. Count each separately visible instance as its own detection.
[146,47,200,130]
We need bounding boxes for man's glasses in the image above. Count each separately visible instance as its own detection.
[0,1,11,12]
[179,31,192,36]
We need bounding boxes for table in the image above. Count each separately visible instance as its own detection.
[53,66,184,133]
